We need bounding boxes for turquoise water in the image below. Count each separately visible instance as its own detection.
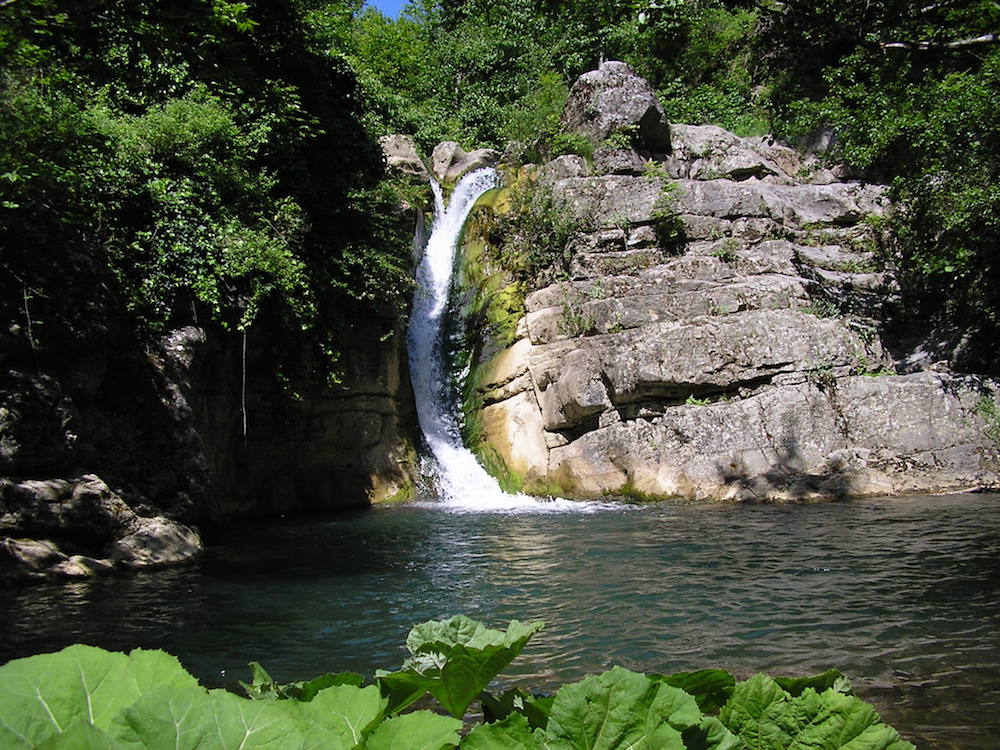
[2,493,998,748]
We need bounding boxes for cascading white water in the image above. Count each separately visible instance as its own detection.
[407,168,593,512]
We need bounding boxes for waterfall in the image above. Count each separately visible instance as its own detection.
[407,168,591,512]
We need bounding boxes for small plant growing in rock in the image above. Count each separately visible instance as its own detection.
[650,180,685,250]
[976,395,1000,459]
[802,298,839,318]
[712,238,740,262]
[599,126,636,150]
[557,286,595,337]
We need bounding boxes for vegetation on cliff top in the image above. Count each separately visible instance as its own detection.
[2,0,997,372]
[0,615,915,749]
[346,0,1000,370]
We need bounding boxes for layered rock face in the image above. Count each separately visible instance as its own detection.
[470,62,999,501]
[2,314,415,583]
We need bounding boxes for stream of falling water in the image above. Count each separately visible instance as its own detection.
[406,168,597,512]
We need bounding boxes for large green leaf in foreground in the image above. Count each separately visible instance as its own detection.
[379,615,544,718]
[719,673,915,750]
[545,666,716,750]
[0,645,198,749]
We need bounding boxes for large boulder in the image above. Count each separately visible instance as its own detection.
[111,516,202,568]
[379,134,428,179]
[0,473,203,580]
[431,141,499,182]
[561,61,671,153]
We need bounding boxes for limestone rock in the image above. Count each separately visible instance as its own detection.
[561,61,671,153]
[668,124,786,181]
[462,62,997,502]
[548,374,996,500]
[379,134,428,179]
[540,155,591,181]
[51,554,115,578]
[594,147,646,176]
[431,141,499,182]
[2,537,67,572]
[111,516,202,568]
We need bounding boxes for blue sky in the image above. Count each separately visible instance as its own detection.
[364,0,408,18]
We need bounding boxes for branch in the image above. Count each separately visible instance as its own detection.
[880,33,998,50]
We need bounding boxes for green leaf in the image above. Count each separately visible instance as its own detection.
[376,669,433,716]
[461,714,544,749]
[719,675,916,750]
[111,685,308,750]
[394,616,544,718]
[718,674,793,750]
[112,682,387,750]
[651,669,736,713]
[681,717,742,750]
[0,645,198,749]
[241,662,364,702]
[545,666,698,750]
[774,670,849,697]
[362,711,462,750]
[294,684,387,748]
[35,721,125,750]
[479,687,552,729]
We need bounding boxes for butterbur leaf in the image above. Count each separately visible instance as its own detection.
[294,684,387,748]
[522,694,554,730]
[461,714,544,749]
[240,662,278,700]
[35,721,125,750]
[719,675,916,750]
[294,672,366,701]
[398,616,544,718]
[362,711,462,750]
[0,645,198,749]
[681,717,742,750]
[376,668,434,716]
[111,685,308,749]
[774,669,849,697]
[242,662,364,702]
[545,666,695,750]
[479,687,551,729]
[651,669,736,713]
[718,673,792,749]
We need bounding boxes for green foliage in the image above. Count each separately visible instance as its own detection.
[377,615,545,718]
[0,616,915,750]
[0,0,410,383]
[651,179,685,249]
[976,395,1000,458]
[757,2,1000,367]
[489,176,586,284]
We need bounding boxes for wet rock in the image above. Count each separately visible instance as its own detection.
[2,537,67,572]
[431,141,499,182]
[111,516,203,568]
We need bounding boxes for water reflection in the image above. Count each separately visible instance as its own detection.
[1,494,998,749]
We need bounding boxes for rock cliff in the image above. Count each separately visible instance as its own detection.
[2,299,415,584]
[464,61,1000,501]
